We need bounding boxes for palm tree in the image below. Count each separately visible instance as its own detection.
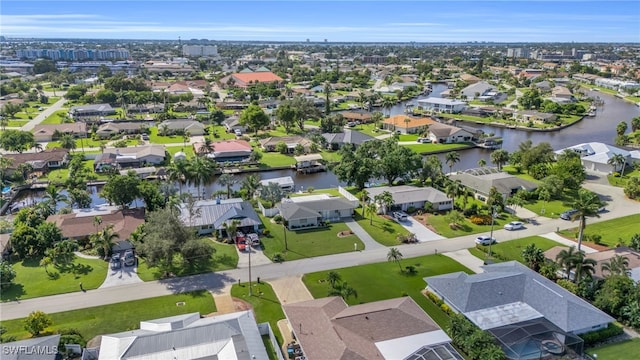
[93,215,103,234]
[477,158,486,167]
[601,255,630,277]
[382,97,395,117]
[43,185,67,216]
[328,281,358,301]
[570,189,604,252]
[374,191,394,215]
[490,149,510,171]
[556,246,579,280]
[217,173,237,199]
[631,116,640,132]
[506,190,526,212]
[521,243,545,271]
[40,253,53,275]
[32,142,43,153]
[198,138,214,156]
[91,224,119,260]
[59,134,77,152]
[387,247,404,272]
[371,111,384,129]
[223,219,241,242]
[445,151,460,174]
[240,174,261,200]
[326,271,342,288]
[445,180,464,209]
[365,201,378,225]
[187,156,217,199]
[572,251,597,283]
[167,159,190,196]
[607,153,627,176]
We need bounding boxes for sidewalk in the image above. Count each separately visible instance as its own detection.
[21,97,67,131]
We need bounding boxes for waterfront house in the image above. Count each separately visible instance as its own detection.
[192,140,253,163]
[94,145,166,172]
[259,135,312,153]
[32,123,87,142]
[513,110,557,124]
[321,129,374,150]
[3,148,68,177]
[449,167,538,202]
[366,185,453,212]
[417,97,467,114]
[277,194,355,230]
[259,176,295,192]
[382,115,437,134]
[178,198,261,236]
[294,153,325,173]
[283,296,461,360]
[427,123,474,144]
[341,110,372,123]
[555,142,632,174]
[460,81,496,100]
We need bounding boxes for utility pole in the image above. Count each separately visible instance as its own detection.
[487,206,497,262]
[248,244,252,296]
[283,222,288,250]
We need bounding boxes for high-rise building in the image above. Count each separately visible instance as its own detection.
[506,48,530,58]
[182,45,218,57]
[15,48,129,61]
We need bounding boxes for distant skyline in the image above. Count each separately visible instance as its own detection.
[1,1,639,43]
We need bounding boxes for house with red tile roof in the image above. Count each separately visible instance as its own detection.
[220,70,283,88]
[193,140,253,162]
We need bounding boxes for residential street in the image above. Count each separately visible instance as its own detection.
[1,181,637,320]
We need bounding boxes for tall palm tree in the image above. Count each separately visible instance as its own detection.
[382,97,395,117]
[387,247,404,272]
[59,134,77,152]
[601,255,630,277]
[556,246,579,280]
[374,191,394,215]
[167,159,190,196]
[490,149,510,171]
[217,173,237,199]
[223,219,241,242]
[570,189,604,252]
[445,151,460,174]
[197,138,214,156]
[572,251,597,283]
[477,158,487,168]
[328,281,358,301]
[43,185,67,216]
[371,111,384,129]
[365,201,378,225]
[607,153,627,176]
[240,174,261,200]
[445,180,464,209]
[32,142,43,153]
[91,224,119,260]
[187,157,217,199]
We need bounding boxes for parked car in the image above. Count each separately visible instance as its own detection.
[234,129,243,136]
[110,253,121,270]
[247,233,260,246]
[236,238,248,252]
[417,137,431,143]
[346,121,357,127]
[475,235,497,246]
[503,221,524,231]
[393,211,408,221]
[123,250,136,267]
[141,134,149,140]
[560,209,578,220]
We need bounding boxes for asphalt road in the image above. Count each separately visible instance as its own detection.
[0,179,637,320]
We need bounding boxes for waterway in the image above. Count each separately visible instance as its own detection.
[9,87,640,210]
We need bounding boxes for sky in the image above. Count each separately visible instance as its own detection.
[1,1,639,42]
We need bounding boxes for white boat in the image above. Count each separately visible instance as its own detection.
[587,111,596,117]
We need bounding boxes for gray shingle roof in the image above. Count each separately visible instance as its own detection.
[1,335,60,360]
[277,202,322,221]
[179,198,261,229]
[424,261,614,333]
[322,130,374,146]
[449,169,538,195]
[365,185,451,205]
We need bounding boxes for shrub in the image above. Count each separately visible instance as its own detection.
[440,303,452,315]
[470,215,493,225]
[407,206,416,214]
[425,290,444,306]
[557,279,578,294]
[590,234,602,245]
[612,172,621,177]
[272,253,284,263]
[273,215,283,223]
[405,265,417,274]
[580,323,624,346]
[262,229,270,237]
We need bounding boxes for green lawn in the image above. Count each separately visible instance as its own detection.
[350,123,386,137]
[1,257,108,302]
[559,214,640,247]
[167,145,195,159]
[468,236,564,264]
[40,110,69,125]
[45,159,108,182]
[320,150,342,162]
[587,339,640,359]
[259,215,365,261]
[258,151,297,167]
[501,165,541,183]
[608,168,640,187]
[354,209,408,246]
[398,134,420,141]
[0,291,215,340]
[402,142,472,154]
[290,188,342,197]
[136,239,239,281]
[231,282,286,345]
[625,96,640,103]
[210,125,237,140]
[5,120,29,127]
[148,127,190,144]
[46,138,107,149]
[302,254,473,329]
[425,212,521,238]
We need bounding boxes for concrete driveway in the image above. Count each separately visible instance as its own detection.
[99,261,143,288]
[400,216,445,242]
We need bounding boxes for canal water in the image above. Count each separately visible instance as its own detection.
[11,87,640,210]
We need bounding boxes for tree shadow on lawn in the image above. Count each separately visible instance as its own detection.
[0,283,25,301]
[216,254,236,268]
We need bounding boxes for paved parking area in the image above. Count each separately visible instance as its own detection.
[99,261,143,288]
[399,216,445,242]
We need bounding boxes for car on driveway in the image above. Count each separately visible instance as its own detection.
[560,209,578,220]
[123,250,136,267]
[475,235,497,246]
[503,221,524,231]
[417,137,432,143]
[111,253,122,270]
[393,211,408,221]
